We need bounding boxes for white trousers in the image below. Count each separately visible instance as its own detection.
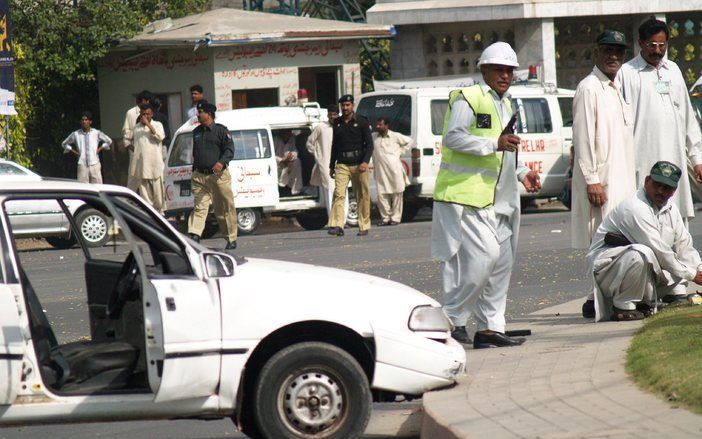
[377,192,403,223]
[77,163,102,184]
[441,214,514,333]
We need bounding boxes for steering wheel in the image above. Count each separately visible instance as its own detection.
[106,252,139,319]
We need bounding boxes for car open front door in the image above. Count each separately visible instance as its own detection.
[110,193,223,403]
[0,284,23,405]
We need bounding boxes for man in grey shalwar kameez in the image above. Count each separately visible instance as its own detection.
[588,161,702,322]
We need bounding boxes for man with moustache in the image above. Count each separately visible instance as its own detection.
[619,17,702,305]
[432,42,541,348]
[572,30,636,318]
[587,161,702,321]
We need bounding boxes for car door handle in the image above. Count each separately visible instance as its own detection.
[165,297,176,311]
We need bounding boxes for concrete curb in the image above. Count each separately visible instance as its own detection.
[420,298,702,439]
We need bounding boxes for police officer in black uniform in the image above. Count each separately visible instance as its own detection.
[328,94,374,236]
[187,101,238,250]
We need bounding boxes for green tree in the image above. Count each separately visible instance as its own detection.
[11,0,207,176]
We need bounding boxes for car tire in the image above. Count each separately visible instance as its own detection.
[252,341,372,439]
[75,208,110,248]
[296,212,328,230]
[45,235,76,249]
[237,208,261,235]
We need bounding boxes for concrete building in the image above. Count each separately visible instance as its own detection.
[367,1,702,89]
[97,7,392,140]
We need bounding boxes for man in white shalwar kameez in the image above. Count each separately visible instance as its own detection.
[619,17,702,225]
[572,30,637,318]
[126,104,166,213]
[588,161,702,322]
[372,118,414,225]
[122,90,152,191]
[431,42,541,349]
[306,106,347,220]
[274,130,303,195]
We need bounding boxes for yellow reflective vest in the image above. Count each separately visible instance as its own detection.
[433,85,511,208]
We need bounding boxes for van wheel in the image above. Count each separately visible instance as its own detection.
[75,208,110,248]
[252,342,372,439]
[46,235,76,249]
[346,199,359,227]
[237,208,261,235]
[297,212,328,230]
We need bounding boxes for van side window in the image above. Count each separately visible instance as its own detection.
[431,100,449,135]
[512,98,553,133]
[557,97,574,127]
[168,129,271,166]
[356,95,412,136]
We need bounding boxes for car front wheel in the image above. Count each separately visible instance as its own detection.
[252,341,371,439]
[75,208,110,248]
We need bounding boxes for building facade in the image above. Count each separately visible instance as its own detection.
[367,1,702,90]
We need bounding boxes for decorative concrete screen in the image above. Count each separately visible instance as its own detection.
[666,12,702,86]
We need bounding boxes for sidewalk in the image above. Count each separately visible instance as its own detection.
[421,298,702,439]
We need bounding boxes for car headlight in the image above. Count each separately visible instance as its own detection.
[408,305,452,332]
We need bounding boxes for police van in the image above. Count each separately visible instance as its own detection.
[163,105,354,236]
[356,81,575,218]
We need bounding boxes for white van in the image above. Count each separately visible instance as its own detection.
[356,82,575,217]
[164,105,352,235]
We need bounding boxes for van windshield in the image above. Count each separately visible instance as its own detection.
[356,94,412,136]
[168,129,272,167]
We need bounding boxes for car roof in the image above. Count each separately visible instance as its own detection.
[0,180,134,196]
[358,83,575,98]
[173,105,326,136]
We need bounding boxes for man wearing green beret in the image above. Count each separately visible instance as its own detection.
[587,161,702,321]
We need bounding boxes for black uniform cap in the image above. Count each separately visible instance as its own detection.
[197,100,217,116]
[338,94,354,103]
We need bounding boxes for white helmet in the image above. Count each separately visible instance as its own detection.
[477,42,519,68]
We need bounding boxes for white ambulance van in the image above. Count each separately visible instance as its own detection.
[356,81,575,217]
[163,105,353,235]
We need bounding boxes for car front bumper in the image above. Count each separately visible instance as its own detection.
[371,329,466,396]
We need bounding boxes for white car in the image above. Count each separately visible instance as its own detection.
[0,180,466,438]
[0,159,110,248]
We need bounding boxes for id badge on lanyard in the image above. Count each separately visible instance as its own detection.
[656,79,671,94]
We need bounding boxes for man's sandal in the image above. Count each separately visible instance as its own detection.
[636,302,654,318]
[612,307,644,321]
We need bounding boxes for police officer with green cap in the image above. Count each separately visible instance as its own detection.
[328,94,373,236]
[431,42,541,349]
[187,100,238,250]
[588,160,702,321]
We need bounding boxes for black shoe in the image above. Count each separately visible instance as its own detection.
[451,326,472,345]
[661,294,688,306]
[327,227,344,236]
[582,299,595,318]
[473,331,525,349]
[377,220,389,226]
[189,233,200,243]
[357,229,368,236]
[225,241,237,250]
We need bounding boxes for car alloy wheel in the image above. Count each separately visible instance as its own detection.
[76,208,110,247]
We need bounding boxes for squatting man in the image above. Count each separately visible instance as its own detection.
[432,41,541,349]
[588,161,702,322]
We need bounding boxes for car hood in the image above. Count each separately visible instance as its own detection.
[226,257,439,332]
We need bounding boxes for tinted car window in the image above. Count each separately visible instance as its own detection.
[558,97,574,127]
[168,129,271,167]
[356,95,412,136]
[431,100,449,135]
[512,98,553,133]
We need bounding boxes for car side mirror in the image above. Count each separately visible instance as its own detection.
[203,252,235,278]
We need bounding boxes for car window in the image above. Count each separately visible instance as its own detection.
[168,129,271,167]
[430,99,449,135]
[356,94,412,136]
[512,98,553,133]
[558,97,574,127]
[0,163,29,176]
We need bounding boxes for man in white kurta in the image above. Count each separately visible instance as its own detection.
[306,106,348,219]
[588,161,702,322]
[122,91,152,190]
[431,42,541,349]
[572,30,636,250]
[618,17,702,224]
[372,118,414,225]
[274,130,303,195]
[126,104,166,213]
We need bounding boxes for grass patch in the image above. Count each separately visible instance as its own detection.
[626,305,702,413]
